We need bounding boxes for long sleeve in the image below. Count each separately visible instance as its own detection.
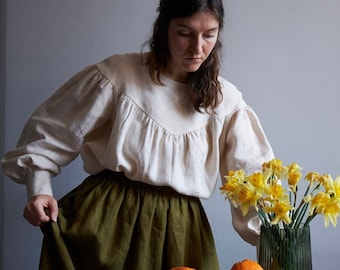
[1,65,114,198]
[219,104,274,245]
[220,105,274,175]
[230,204,261,246]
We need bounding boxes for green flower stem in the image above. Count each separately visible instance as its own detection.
[293,203,309,228]
[304,212,317,227]
[258,209,271,227]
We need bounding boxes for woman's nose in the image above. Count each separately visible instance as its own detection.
[190,36,203,55]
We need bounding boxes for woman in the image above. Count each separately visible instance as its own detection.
[1,0,274,269]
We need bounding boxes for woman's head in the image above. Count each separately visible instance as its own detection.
[150,0,224,75]
[146,0,225,112]
[165,10,220,82]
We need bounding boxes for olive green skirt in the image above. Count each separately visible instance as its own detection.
[39,170,219,270]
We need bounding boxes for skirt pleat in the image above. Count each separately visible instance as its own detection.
[39,170,219,270]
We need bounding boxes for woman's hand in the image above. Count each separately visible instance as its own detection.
[23,194,58,226]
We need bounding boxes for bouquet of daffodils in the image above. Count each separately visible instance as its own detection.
[220,159,340,228]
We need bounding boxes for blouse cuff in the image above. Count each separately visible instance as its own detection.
[26,170,53,199]
[231,204,261,246]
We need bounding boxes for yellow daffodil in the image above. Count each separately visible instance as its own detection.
[332,176,340,198]
[262,159,283,172]
[287,162,302,192]
[237,183,262,216]
[320,174,334,191]
[323,202,340,227]
[221,170,244,198]
[225,169,246,182]
[220,159,340,229]
[305,172,321,185]
[324,175,340,199]
[264,200,294,225]
[262,159,287,180]
[265,183,287,201]
[247,172,265,189]
[220,177,239,193]
[306,192,330,215]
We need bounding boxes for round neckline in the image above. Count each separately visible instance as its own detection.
[159,73,187,88]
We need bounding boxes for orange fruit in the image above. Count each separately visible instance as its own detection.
[231,259,263,270]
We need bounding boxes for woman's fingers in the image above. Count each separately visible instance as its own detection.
[23,195,58,226]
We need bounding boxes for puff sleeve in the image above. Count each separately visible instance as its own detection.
[220,106,274,245]
[1,65,114,199]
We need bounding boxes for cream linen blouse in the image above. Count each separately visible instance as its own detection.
[1,53,274,245]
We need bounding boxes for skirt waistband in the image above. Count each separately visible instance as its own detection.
[96,170,194,199]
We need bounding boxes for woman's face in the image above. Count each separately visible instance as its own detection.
[165,10,220,82]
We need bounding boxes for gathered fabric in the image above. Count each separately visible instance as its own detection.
[39,170,219,270]
[2,53,274,201]
[2,53,274,248]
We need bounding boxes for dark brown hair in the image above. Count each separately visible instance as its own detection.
[145,0,224,113]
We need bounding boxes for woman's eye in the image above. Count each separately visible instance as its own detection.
[178,32,191,37]
[204,33,216,39]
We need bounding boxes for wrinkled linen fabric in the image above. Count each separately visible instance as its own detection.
[1,53,274,245]
[39,171,220,270]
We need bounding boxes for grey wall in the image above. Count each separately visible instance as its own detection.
[1,0,340,269]
[0,0,6,268]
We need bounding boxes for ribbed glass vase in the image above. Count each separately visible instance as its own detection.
[258,225,312,270]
